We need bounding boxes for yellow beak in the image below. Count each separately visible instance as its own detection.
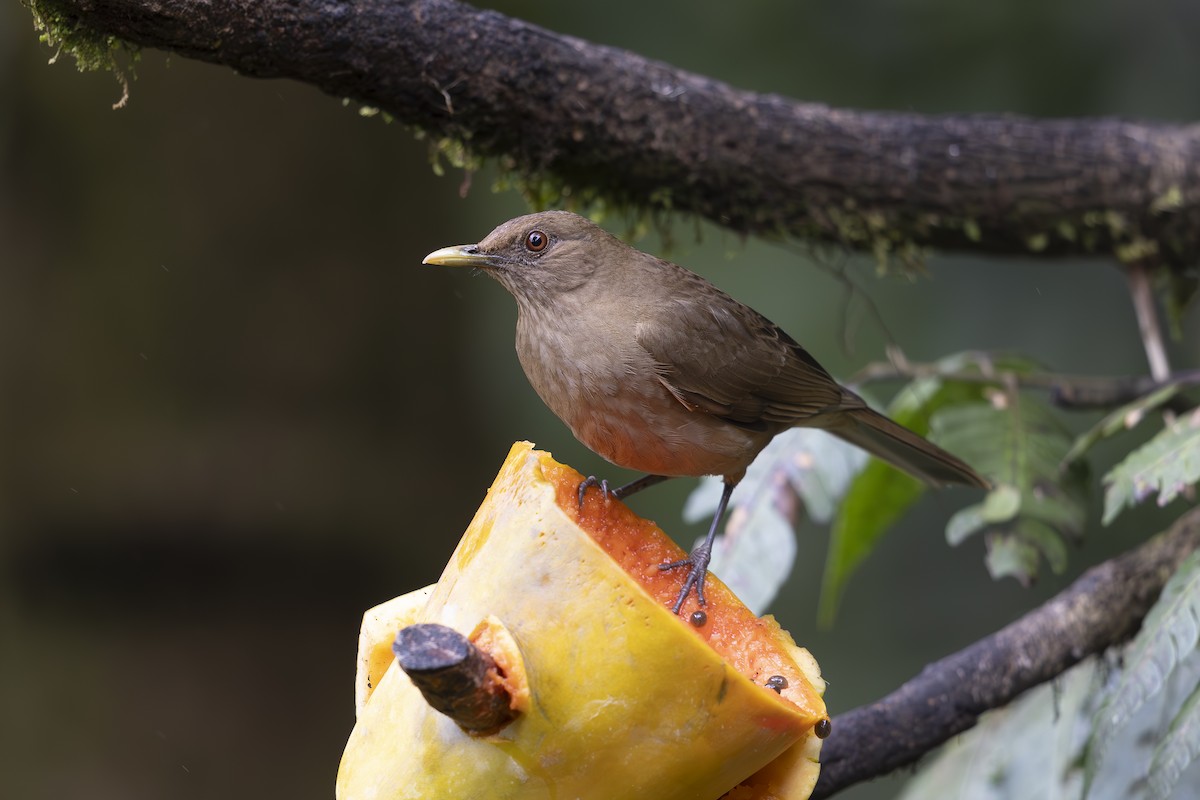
[422,244,494,268]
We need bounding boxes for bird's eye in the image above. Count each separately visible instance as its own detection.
[525,230,548,252]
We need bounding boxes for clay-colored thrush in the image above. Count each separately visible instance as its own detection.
[425,211,987,612]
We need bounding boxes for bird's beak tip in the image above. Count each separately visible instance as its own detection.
[422,244,486,268]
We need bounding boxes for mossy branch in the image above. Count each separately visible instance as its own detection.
[27,0,1200,271]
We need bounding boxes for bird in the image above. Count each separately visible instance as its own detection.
[424,210,988,613]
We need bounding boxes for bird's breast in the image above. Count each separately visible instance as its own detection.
[513,308,766,480]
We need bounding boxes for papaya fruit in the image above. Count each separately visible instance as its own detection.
[337,442,827,800]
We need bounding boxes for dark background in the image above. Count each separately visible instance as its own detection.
[2,2,1198,798]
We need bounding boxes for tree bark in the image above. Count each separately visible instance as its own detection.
[813,505,1200,798]
[32,0,1200,270]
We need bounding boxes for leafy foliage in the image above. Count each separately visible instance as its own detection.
[824,353,1088,619]
[897,646,1200,800]
[934,395,1088,584]
[1149,684,1200,800]
[896,549,1200,799]
[1062,384,1181,466]
[1085,548,1200,798]
[896,658,1099,800]
[685,429,864,613]
[691,351,1100,621]
[1103,407,1200,525]
[820,364,983,623]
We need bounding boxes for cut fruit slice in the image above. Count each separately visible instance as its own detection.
[338,442,828,800]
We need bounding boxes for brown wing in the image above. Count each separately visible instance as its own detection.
[634,268,854,429]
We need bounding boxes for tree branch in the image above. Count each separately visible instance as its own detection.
[813,505,1200,799]
[1127,262,1173,383]
[851,355,1200,412]
[31,0,1200,269]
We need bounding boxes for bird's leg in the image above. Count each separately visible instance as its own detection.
[659,479,735,614]
[612,474,670,500]
[577,473,669,508]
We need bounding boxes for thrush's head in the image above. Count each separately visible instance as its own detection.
[423,211,625,305]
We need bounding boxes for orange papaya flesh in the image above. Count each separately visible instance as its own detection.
[547,457,827,726]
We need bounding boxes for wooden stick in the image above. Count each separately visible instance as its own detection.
[393,623,516,735]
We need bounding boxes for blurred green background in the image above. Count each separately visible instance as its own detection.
[2,2,1197,798]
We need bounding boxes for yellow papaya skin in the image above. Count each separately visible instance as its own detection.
[337,443,826,800]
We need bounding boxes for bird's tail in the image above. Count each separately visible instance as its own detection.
[826,406,990,488]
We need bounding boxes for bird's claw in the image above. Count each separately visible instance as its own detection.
[659,541,713,614]
[576,475,612,508]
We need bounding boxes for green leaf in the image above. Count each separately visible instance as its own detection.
[983,531,1041,584]
[899,648,1200,800]
[685,428,865,614]
[1018,517,1070,572]
[820,375,975,625]
[1148,681,1200,800]
[982,483,1023,522]
[704,492,797,616]
[1103,407,1200,525]
[932,396,1087,584]
[981,519,1071,586]
[820,352,1046,624]
[946,503,988,546]
[1062,384,1181,466]
[1086,548,1200,796]
[896,658,1100,800]
[820,460,923,626]
[900,524,1200,800]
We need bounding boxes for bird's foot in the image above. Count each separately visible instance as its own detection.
[576,475,613,508]
[659,541,713,614]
